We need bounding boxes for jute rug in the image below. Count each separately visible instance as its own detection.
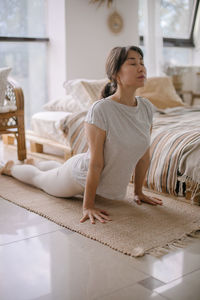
[1,175,200,258]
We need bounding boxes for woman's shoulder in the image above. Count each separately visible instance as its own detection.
[89,98,111,112]
[85,98,108,131]
[137,96,156,125]
[137,96,156,112]
[137,96,152,105]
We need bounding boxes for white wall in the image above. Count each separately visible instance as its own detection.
[65,0,139,80]
[47,0,139,100]
[47,0,67,100]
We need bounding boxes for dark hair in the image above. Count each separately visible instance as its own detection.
[101,46,144,98]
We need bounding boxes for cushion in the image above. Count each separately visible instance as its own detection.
[135,76,184,109]
[80,78,109,102]
[63,77,108,103]
[43,94,86,113]
[59,110,88,155]
[0,67,12,107]
[44,78,108,113]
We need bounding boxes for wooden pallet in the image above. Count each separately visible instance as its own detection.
[2,130,72,161]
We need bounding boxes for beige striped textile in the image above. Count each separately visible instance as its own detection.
[145,106,200,203]
[60,110,88,155]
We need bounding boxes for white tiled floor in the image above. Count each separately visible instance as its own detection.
[1,141,200,300]
[154,269,200,300]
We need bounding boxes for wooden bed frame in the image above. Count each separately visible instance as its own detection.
[25,130,72,161]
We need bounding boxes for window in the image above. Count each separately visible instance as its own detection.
[139,0,199,46]
[0,0,49,128]
[163,47,193,67]
[160,0,195,39]
[139,0,199,67]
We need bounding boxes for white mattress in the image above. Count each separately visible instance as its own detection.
[31,111,72,144]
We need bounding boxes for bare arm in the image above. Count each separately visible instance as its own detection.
[134,127,163,206]
[80,122,112,224]
[83,122,105,209]
[134,146,150,196]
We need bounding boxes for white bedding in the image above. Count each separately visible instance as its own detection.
[31,111,72,145]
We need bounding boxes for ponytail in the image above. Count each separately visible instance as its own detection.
[101,80,117,98]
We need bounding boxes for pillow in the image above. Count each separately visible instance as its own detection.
[135,76,184,109]
[0,67,12,107]
[0,104,17,113]
[63,78,108,104]
[81,78,109,102]
[59,110,88,154]
[44,78,108,113]
[43,94,87,113]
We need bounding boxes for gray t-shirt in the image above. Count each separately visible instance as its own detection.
[71,96,155,200]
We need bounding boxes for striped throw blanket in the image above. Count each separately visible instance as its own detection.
[59,106,200,203]
[60,110,88,154]
[146,106,200,203]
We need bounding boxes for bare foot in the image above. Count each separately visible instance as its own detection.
[0,160,14,176]
[24,158,35,166]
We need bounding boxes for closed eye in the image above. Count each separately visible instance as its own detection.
[130,63,144,66]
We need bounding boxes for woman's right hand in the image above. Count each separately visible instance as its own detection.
[80,207,111,224]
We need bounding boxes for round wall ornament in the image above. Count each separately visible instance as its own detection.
[107,11,123,34]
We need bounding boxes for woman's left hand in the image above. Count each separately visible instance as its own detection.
[134,193,163,206]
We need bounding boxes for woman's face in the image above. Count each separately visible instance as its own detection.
[117,50,146,89]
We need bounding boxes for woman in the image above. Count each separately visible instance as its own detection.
[1,46,163,224]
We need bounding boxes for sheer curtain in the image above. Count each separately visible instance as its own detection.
[194,2,200,50]
[193,3,200,93]
[142,0,164,77]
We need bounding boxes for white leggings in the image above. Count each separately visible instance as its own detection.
[11,156,85,198]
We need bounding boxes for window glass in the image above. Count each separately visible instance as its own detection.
[163,47,193,67]
[139,0,196,38]
[0,0,48,128]
[161,0,195,38]
[138,46,193,73]
[0,0,47,37]
[0,42,47,128]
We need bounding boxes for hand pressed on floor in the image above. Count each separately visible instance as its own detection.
[134,193,163,206]
[80,207,112,224]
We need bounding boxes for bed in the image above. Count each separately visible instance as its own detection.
[29,76,200,205]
